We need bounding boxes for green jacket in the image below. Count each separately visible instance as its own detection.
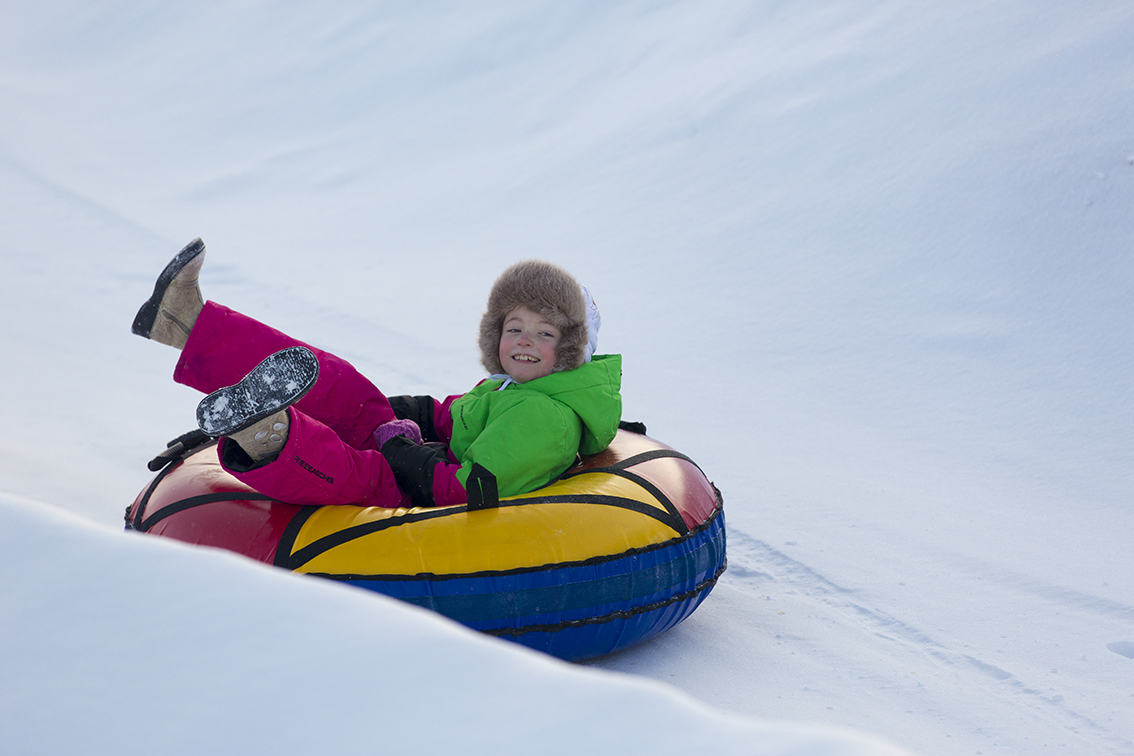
[449,354,622,498]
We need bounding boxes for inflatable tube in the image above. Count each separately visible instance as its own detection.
[126,429,726,661]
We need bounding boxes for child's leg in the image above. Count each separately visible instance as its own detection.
[174,302,396,450]
[221,408,410,508]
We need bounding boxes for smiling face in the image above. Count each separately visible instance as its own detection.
[498,306,562,383]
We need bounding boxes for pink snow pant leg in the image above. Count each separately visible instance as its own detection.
[173,301,409,508]
[174,302,397,448]
[217,410,411,508]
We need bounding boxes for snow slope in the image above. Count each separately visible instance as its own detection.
[2,2,1133,754]
[0,492,901,756]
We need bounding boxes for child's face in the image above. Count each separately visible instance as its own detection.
[499,306,561,383]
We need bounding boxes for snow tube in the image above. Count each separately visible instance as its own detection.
[126,429,726,661]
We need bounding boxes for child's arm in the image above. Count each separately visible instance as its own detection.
[379,436,467,508]
[455,399,581,499]
[380,400,578,508]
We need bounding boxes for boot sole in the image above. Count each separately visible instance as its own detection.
[132,238,206,338]
[196,346,320,437]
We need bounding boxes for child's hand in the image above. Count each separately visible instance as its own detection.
[374,419,423,448]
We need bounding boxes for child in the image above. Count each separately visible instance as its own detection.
[132,239,622,509]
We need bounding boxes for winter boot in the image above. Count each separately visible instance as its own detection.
[195,346,320,463]
[132,238,207,349]
[228,410,291,463]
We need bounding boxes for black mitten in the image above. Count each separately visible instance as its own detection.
[388,395,441,443]
[380,435,450,508]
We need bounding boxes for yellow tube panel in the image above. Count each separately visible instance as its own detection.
[291,472,682,577]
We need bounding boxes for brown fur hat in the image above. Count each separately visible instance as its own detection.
[478,260,588,375]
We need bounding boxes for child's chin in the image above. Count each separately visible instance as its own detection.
[507,362,548,382]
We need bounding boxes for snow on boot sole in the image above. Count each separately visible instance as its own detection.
[196,346,320,437]
[132,238,206,338]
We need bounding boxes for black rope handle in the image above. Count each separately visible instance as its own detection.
[147,428,211,471]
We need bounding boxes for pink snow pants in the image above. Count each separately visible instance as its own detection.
[173,302,411,508]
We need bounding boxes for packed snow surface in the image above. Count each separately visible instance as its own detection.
[2,2,1133,755]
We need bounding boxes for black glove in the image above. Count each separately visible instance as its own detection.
[380,436,450,508]
[388,395,442,443]
[381,436,499,510]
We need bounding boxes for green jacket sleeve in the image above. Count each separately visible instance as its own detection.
[454,394,582,498]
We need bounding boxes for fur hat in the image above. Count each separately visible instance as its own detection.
[479,260,589,375]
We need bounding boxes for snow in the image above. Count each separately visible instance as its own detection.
[0,492,893,756]
[2,2,1132,754]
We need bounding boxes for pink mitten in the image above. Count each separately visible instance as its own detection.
[374,418,423,449]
